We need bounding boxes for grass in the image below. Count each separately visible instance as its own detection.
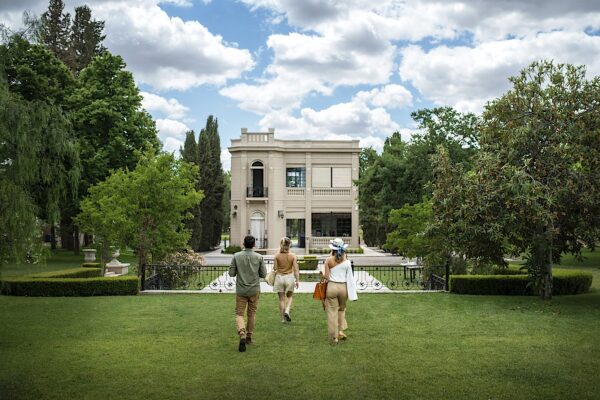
[1,250,599,399]
[0,249,138,278]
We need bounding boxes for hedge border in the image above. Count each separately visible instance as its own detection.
[82,262,102,268]
[1,276,139,297]
[450,269,592,296]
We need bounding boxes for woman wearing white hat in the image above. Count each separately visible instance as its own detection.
[322,238,358,344]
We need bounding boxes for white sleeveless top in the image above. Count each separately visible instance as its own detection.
[329,259,352,283]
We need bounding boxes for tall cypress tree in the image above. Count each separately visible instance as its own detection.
[180,130,203,251]
[197,116,225,250]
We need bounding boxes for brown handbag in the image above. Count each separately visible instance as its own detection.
[313,280,328,310]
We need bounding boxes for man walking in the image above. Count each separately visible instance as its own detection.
[229,235,266,352]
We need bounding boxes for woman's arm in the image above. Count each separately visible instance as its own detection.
[323,257,331,281]
[293,255,300,288]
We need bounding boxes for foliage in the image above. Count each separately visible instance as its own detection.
[158,250,204,267]
[432,61,600,299]
[76,151,203,271]
[357,108,479,247]
[359,147,378,178]
[385,200,433,261]
[223,245,242,254]
[1,275,139,296]
[197,116,225,250]
[449,269,592,295]
[180,130,203,251]
[38,0,106,74]
[0,43,79,263]
[64,51,161,251]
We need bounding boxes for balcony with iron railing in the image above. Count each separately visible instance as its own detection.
[247,186,268,198]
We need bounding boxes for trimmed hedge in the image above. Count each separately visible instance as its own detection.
[82,262,102,268]
[450,269,592,296]
[298,255,319,270]
[223,245,242,254]
[28,267,103,279]
[1,276,140,297]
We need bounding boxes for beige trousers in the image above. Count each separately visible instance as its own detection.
[325,282,349,340]
[235,293,259,339]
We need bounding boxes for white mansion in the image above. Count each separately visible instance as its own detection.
[229,128,360,254]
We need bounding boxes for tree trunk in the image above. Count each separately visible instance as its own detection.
[50,225,57,250]
[73,226,80,256]
[60,221,74,250]
[541,230,553,300]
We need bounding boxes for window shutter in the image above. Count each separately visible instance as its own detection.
[332,167,351,187]
[312,167,331,187]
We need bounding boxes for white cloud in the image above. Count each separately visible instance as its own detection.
[0,1,255,90]
[354,84,413,110]
[163,137,184,154]
[399,31,600,113]
[221,149,231,171]
[155,118,190,140]
[158,0,192,7]
[141,92,190,119]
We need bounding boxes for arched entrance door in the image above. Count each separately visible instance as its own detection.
[250,212,265,248]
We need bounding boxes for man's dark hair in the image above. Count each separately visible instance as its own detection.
[243,235,255,249]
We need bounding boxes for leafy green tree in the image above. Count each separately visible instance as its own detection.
[432,61,600,299]
[3,35,75,104]
[197,116,225,250]
[64,52,160,251]
[385,201,433,261]
[76,151,204,270]
[359,147,378,179]
[357,108,479,247]
[0,55,79,261]
[180,130,202,251]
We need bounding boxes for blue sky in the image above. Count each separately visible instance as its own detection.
[2,0,600,169]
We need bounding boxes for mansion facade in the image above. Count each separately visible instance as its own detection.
[229,128,360,253]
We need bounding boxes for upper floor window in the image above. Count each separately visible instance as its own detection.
[286,167,306,187]
[312,167,351,188]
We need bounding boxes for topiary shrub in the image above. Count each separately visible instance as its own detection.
[0,276,140,296]
[450,269,592,296]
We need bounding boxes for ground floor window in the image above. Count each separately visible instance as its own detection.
[311,213,351,237]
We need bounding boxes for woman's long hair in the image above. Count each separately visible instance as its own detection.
[279,237,291,253]
[330,248,347,262]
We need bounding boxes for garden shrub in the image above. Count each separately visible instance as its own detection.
[82,262,102,268]
[0,276,139,296]
[298,255,319,270]
[223,245,242,254]
[28,267,102,279]
[450,269,592,296]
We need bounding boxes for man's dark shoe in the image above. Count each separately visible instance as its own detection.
[284,312,291,322]
[246,336,253,345]
[238,338,246,352]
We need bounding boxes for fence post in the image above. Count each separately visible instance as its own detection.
[141,263,145,291]
[445,260,450,291]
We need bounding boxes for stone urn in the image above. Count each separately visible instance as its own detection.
[105,248,130,276]
[82,248,97,262]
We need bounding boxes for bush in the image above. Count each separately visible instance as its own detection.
[450,269,592,296]
[28,267,102,279]
[492,265,527,275]
[223,245,242,254]
[82,262,102,268]
[298,255,319,270]
[1,276,140,296]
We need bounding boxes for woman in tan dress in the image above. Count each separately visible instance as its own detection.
[273,237,300,322]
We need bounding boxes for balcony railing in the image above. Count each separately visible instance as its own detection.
[312,188,352,196]
[287,188,305,196]
[247,186,268,197]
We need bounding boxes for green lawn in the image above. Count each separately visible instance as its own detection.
[1,250,599,399]
[1,289,599,399]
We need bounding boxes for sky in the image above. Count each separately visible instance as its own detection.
[2,0,600,170]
